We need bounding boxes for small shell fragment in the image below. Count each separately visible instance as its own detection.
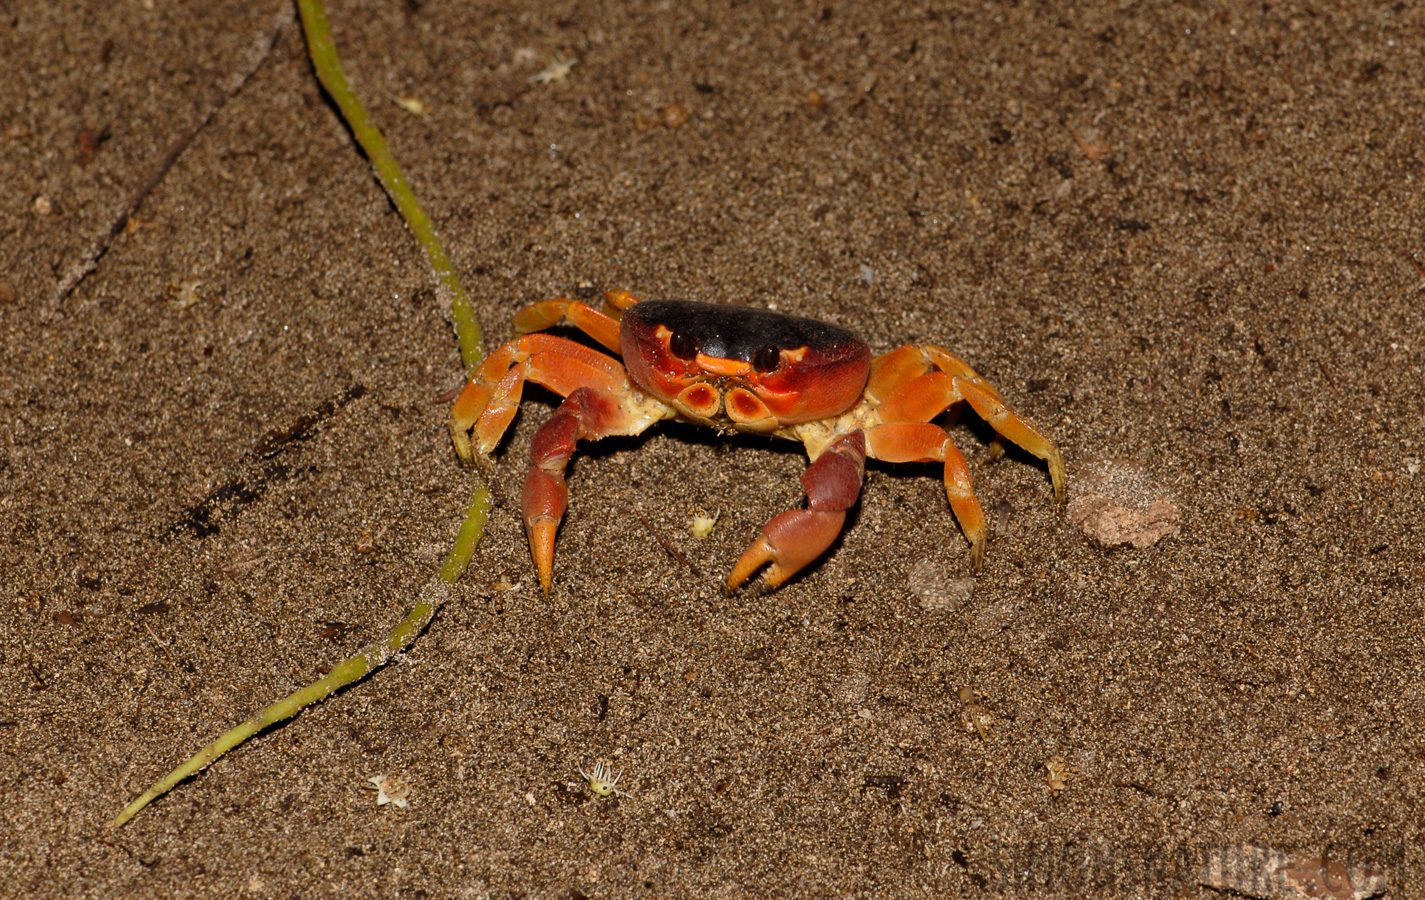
[166,279,203,311]
[1044,757,1073,795]
[956,686,994,741]
[365,774,411,808]
[531,56,577,85]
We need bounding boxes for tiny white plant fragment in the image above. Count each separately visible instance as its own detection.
[579,760,631,799]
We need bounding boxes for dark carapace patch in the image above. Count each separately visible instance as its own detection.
[624,300,861,361]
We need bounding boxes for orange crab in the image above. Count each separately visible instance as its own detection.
[450,291,1066,596]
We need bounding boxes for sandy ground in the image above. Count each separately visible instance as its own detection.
[2,1,1422,897]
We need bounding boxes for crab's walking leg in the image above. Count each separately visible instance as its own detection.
[601,289,641,313]
[923,347,1066,501]
[867,345,1065,502]
[449,334,626,461]
[865,422,989,570]
[523,387,663,596]
[727,431,867,591]
[512,298,624,353]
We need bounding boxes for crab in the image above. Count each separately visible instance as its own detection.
[450,291,1065,596]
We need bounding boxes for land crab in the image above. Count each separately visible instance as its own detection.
[450,291,1065,596]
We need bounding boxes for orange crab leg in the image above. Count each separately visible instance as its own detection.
[874,370,954,423]
[955,380,1066,502]
[921,346,1064,502]
[512,299,623,353]
[468,352,630,459]
[865,422,989,570]
[449,334,626,460]
[522,386,659,596]
[867,344,1065,503]
[460,366,526,459]
[727,431,867,590]
[602,289,642,313]
[922,346,999,396]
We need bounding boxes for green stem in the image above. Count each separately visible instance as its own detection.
[111,478,491,830]
[297,0,490,577]
[440,479,494,584]
[110,0,494,830]
[297,0,484,374]
[110,580,454,830]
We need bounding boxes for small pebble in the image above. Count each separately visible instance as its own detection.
[1068,458,1181,549]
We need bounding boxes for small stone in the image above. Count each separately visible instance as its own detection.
[1068,458,1181,549]
[660,103,691,128]
[166,279,203,310]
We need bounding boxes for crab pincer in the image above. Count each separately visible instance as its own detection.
[726,430,867,590]
[450,292,1065,596]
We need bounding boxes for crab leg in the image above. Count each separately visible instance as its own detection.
[923,346,1063,499]
[601,289,641,313]
[727,431,867,591]
[864,422,989,571]
[470,351,629,461]
[865,345,933,402]
[867,345,1066,502]
[512,299,624,353]
[952,379,1065,502]
[449,334,625,461]
[522,386,664,596]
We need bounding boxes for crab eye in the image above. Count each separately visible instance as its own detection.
[751,344,781,373]
[669,330,701,360]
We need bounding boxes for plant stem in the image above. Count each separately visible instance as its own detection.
[111,0,493,830]
[111,579,453,830]
[296,0,484,373]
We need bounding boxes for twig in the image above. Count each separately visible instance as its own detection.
[50,6,293,311]
[297,0,483,373]
[1113,779,1160,798]
[637,513,702,576]
[1317,360,1341,396]
[296,0,489,572]
[254,383,366,458]
[141,621,176,667]
[1400,250,1425,279]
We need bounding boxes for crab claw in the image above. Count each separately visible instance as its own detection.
[526,516,560,597]
[726,509,848,591]
[522,467,568,597]
[514,386,664,596]
[726,431,866,591]
[522,418,576,598]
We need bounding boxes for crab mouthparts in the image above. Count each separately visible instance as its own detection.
[676,383,721,417]
[674,382,777,431]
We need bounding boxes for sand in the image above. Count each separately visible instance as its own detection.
[2,1,1421,896]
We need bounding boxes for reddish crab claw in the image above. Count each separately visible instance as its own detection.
[450,291,1066,597]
